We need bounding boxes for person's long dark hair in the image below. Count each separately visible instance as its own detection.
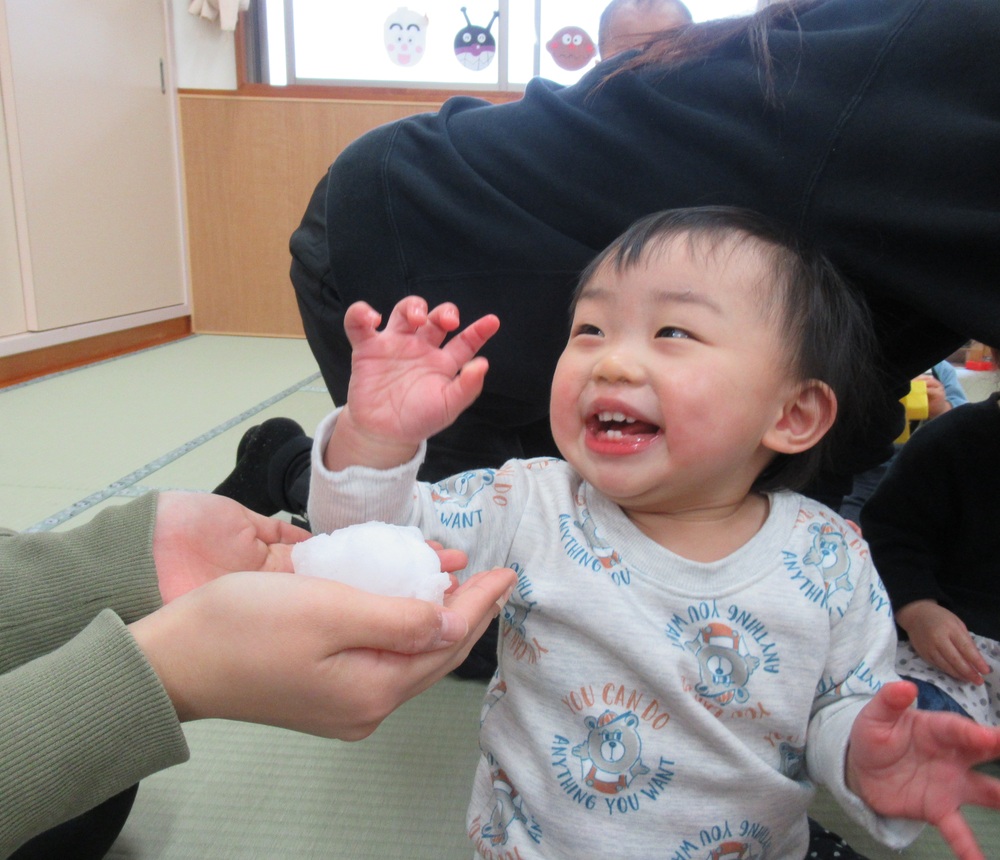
[599,0,823,103]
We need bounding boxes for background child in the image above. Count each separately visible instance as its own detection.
[838,359,968,523]
[598,0,692,60]
[862,349,1000,724]
[308,208,1000,860]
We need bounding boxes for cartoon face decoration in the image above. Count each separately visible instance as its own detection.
[454,7,499,71]
[385,8,429,67]
[546,26,595,71]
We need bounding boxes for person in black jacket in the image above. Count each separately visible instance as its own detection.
[217,0,998,526]
[213,0,999,721]
[210,12,1000,851]
[862,365,1000,725]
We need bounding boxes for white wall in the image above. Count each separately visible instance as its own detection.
[171,0,239,89]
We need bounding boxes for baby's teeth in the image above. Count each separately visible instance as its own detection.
[597,411,634,423]
[606,429,623,439]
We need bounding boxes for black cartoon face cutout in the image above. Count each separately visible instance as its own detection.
[454,7,499,70]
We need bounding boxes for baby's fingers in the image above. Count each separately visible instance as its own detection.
[868,680,918,725]
[442,313,501,367]
[388,298,461,348]
[961,766,1000,811]
[931,632,989,686]
[384,296,432,334]
[443,356,492,417]
[932,643,984,687]
[935,809,984,860]
[343,301,384,348]
[952,634,991,682]
[424,301,462,339]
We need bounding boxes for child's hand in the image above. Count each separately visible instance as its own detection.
[327,297,500,471]
[917,374,952,419]
[896,600,991,685]
[846,681,1000,860]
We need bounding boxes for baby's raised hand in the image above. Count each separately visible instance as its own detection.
[846,681,1000,859]
[340,297,500,457]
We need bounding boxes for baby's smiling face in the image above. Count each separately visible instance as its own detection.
[549,231,801,516]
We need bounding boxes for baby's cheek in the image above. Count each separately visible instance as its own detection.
[548,378,580,440]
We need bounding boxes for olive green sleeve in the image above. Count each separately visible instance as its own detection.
[0,610,190,856]
[0,494,189,855]
[0,492,164,675]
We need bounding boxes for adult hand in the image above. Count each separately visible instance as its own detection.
[327,297,500,472]
[153,491,312,602]
[846,681,1000,860]
[895,600,990,686]
[129,565,515,740]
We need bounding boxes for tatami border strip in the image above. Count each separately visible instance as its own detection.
[25,371,322,532]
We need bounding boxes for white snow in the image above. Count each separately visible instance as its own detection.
[291,521,450,604]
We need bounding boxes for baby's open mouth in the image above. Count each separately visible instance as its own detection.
[588,410,661,440]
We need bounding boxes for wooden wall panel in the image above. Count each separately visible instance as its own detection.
[180,95,441,336]
[0,317,191,388]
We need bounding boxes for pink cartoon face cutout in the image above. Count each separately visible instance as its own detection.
[546,26,596,71]
[385,7,429,67]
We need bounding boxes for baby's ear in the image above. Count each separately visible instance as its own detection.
[764,380,837,455]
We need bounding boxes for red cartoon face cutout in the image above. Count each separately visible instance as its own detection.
[546,26,595,71]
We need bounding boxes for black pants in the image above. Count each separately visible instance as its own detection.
[10,784,138,860]
[807,818,869,859]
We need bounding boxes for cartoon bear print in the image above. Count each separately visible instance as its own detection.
[686,622,760,706]
[572,710,650,794]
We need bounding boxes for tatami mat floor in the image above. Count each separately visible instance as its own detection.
[0,335,330,532]
[3,335,998,858]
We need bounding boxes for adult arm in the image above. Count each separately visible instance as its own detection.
[2,492,514,854]
[0,492,163,674]
[0,495,189,857]
[129,565,515,740]
[0,490,312,673]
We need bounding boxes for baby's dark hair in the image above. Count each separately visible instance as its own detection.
[570,206,881,493]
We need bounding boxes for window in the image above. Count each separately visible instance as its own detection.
[258,0,758,90]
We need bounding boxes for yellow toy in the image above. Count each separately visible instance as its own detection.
[894,378,928,443]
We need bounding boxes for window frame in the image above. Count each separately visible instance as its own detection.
[231,1,524,103]
[225,0,758,102]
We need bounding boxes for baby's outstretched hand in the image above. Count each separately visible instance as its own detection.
[846,681,1000,859]
[333,297,499,468]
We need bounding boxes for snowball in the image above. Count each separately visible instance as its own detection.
[291,521,450,604]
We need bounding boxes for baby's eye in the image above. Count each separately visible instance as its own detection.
[656,326,689,339]
[573,323,603,337]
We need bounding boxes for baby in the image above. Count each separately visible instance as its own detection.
[308,207,1000,859]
